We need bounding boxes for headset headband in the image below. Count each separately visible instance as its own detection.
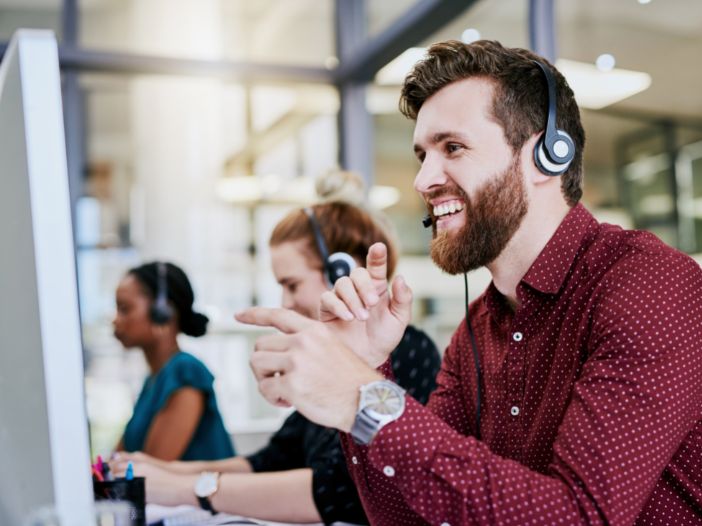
[304,207,330,264]
[533,60,558,151]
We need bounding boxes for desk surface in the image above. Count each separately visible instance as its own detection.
[147,504,358,526]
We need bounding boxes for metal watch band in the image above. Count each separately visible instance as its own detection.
[351,407,381,445]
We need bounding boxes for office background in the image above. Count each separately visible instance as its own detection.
[2,0,701,456]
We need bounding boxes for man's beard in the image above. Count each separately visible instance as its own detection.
[428,156,528,275]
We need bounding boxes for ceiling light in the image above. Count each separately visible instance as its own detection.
[215,174,400,210]
[366,86,401,114]
[638,0,652,4]
[595,53,616,72]
[281,177,316,203]
[369,186,401,209]
[216,177,263,203]
[324,56,339,70]
[461,28,481,44]
[555,59,651,110]
[375,47,427,85]
[215,176,315,205]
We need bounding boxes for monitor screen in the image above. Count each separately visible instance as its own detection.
[0,30,93,525]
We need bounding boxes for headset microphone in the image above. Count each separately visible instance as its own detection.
[422,215,433,228]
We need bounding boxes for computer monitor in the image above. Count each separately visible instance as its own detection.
[0,30,94,524]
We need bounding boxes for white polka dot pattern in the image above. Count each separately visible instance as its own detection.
[341,204,702,525]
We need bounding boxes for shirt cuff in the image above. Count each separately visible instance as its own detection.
[338,359,397,469]
[364,396,474,495]
[377,358,394,379]
[244,452,266,472]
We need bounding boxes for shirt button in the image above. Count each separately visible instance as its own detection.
[383,465,395,477]
[351,456,358,465]
[512,332,523,342]
[511,406,520,416]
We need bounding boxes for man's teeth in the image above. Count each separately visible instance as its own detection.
[433,200,465,217]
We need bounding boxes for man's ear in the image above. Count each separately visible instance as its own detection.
[521,133,553,186]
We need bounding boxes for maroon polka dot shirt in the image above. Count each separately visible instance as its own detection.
[342,204,702,525]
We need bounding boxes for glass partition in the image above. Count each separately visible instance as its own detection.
[78,71,340,455]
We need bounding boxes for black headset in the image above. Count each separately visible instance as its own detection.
[532,60,576,177]
[304,207,356,288]
[150,262,174,325]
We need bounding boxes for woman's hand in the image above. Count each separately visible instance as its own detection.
[110,457,197,507]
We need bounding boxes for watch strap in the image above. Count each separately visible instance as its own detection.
[197,495,217,515]
[351,407,381,445]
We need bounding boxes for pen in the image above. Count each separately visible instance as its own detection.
[92,466,104,482]
[102,461,114,481]
[125,461,134,481]
[93,455,104,476]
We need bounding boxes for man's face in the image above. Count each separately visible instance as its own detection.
[412,77,528,274]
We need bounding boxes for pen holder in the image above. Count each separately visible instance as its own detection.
[93,477,146,526]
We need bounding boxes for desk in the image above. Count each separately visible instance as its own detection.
[147,504,359,526]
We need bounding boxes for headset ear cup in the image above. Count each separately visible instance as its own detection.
[150,301,173,325]
[534,135,548,175]
[326,252,356,285]
[534,132,573,176]
[551,130,575,164]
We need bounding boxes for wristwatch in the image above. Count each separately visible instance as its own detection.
[194,471,220,514]
[350,380,406,445]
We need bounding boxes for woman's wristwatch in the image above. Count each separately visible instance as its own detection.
[350,380,406,445]
[194,471,220,514]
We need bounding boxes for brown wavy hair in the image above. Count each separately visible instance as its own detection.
[269,202,398,278]
[400,39,585,206]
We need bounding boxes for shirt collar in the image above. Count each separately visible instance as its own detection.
[520,203,598,295]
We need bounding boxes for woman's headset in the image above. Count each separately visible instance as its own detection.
[304,207,356,288]
[532,60,576,176]
[150,262,174,325]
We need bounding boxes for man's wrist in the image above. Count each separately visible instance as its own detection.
[349,379,406,445]
[340,371,384,432]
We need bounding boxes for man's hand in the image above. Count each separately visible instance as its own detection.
[319,242,413,368]
[235,308,382,432]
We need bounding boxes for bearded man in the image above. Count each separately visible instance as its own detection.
[238,40,702,525]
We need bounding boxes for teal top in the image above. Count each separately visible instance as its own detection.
[123,351,235,460]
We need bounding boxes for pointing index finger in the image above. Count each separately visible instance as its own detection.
[235,307,313,334]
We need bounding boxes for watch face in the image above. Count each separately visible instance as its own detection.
[194,472,218,497]
[365,383,403,416]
